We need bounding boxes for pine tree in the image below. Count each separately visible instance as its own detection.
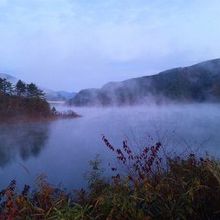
[0,78,13,95]
[27,83,45,99]
[16,80,26,96]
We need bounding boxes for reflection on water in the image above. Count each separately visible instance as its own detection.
[0,104,220,189]
[0,123,50,167]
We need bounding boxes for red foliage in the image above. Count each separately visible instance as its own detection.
[102,135,162,182]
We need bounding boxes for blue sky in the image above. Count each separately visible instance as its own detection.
[0,0,220,91]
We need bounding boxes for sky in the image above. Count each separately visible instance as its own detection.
[0,0,220,91]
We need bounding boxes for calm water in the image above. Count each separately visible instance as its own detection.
[0,104,220,189]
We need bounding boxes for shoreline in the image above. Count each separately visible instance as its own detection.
[0,113,81,124]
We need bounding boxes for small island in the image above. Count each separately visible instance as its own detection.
[0,78,79,122]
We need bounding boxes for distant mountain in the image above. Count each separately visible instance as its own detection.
[0,73,75,101]
[43,89,76,101]
[69,58,220,106]
[0,73,18,84]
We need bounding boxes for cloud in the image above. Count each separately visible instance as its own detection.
[0,0,220,91]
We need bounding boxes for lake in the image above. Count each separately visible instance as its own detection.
[0,104,220,190]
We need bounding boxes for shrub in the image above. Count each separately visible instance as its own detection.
[1,138,220,219]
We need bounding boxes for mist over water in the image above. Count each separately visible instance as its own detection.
[0,104,220,189]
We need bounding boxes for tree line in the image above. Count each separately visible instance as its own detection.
[0,78,45,99]
[0,78,51,120]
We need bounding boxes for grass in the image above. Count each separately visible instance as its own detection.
[1,137,220,219]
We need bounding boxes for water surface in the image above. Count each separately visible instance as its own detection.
[0,104,220,189]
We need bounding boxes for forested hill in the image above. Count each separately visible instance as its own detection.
[0,73,75,101]
[69,59,220,106]
[0,78,51,120]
